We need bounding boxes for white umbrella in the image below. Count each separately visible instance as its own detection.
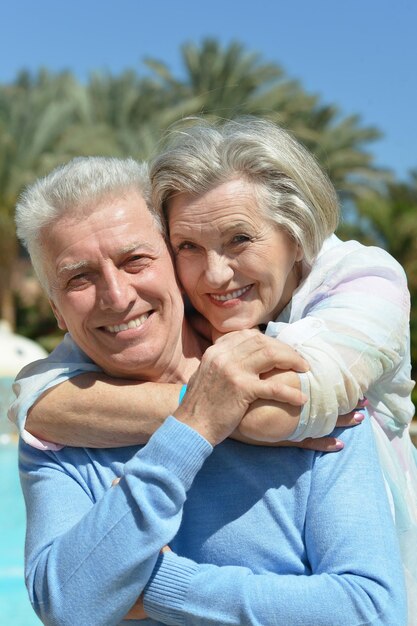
[0,321,48,439]
[0,320,47,377]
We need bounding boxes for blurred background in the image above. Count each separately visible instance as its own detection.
[0,1,416,623]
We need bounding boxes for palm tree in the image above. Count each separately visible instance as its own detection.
[144,38,385,203]
[0,70,96,326]
[82,70,204,160]
[353,173,417,277]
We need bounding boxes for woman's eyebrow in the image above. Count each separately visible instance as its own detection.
[171,221,252,236]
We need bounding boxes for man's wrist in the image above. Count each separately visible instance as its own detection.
[144,551,198,623]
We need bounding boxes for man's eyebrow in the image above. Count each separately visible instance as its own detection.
[118,241,155,254]
[57,242,156,277]
[57,260,89,277]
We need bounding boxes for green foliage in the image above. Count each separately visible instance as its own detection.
[348,173,417,389]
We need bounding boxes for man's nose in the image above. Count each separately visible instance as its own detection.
[98,267,136,312]
[204,252,234,287]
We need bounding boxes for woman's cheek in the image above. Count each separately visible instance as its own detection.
[176,257,195,290]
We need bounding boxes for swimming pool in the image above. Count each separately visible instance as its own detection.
[0,443,40,625]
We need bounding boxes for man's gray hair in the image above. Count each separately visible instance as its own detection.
[15,156,159,291]
[151,117,339,264]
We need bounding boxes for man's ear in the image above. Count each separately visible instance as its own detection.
[49,298,68,331]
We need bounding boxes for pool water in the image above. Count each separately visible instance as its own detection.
[0,444,41,625]
[0,377,15,438]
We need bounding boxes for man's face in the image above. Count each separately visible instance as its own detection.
[43,190,186,381]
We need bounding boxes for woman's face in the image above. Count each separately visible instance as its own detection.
[167,178,303,333]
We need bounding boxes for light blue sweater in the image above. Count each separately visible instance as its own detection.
[19,413,406,626]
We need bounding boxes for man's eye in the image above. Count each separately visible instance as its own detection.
[125,256,152,271]
[67,274,90,289]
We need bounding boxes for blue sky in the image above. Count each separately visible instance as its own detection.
[1,0,415,180]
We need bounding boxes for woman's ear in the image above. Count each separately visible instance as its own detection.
[295,243,304,262]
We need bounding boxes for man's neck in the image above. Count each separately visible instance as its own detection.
[159,320,207,383]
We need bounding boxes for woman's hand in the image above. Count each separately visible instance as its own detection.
[175,330,309,446]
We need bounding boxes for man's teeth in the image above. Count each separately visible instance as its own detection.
[211,286,251,302]
[106,314,149,333]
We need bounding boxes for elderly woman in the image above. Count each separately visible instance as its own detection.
[10,119,416,621]
[150,118,417,612]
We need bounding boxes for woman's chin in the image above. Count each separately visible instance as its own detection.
[213,316,259,334]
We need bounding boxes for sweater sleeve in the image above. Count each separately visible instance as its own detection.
[20,416,212,626]
[142,418,407,626]
[266,244,415,440]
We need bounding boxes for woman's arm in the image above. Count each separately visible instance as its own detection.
[265,245,414,441]
[26,373,183,447]
[19,332,359,449]
[27,368,357,450]
[16,333,311,448]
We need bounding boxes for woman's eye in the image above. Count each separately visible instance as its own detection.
[231,234,251,244]
[176,241,197,252]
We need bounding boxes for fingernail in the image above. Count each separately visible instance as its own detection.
[353,412,365,423]
[356,398,369,408]
[334,440,344,450]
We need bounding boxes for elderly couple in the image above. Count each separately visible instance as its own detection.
[10,118,417,625]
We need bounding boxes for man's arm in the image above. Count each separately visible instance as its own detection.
[21,417,212,625]
[141,418,407,626]
[22,331,302,624]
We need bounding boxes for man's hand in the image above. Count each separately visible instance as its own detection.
[124,546,171,620]
[124,597,147,621]
[174,330,308,446]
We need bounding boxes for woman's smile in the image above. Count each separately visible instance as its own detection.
[168,178,303,332]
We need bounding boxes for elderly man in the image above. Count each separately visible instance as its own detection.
[12,157,405,625]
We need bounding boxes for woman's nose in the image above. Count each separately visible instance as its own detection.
[203,252,234,287]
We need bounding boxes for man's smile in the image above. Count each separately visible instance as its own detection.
[103,312,152,334]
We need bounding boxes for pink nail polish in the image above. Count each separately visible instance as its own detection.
[334,440,344,450]
[353,412,365,423]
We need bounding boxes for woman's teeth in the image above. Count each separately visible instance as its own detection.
[211,286,251,302]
